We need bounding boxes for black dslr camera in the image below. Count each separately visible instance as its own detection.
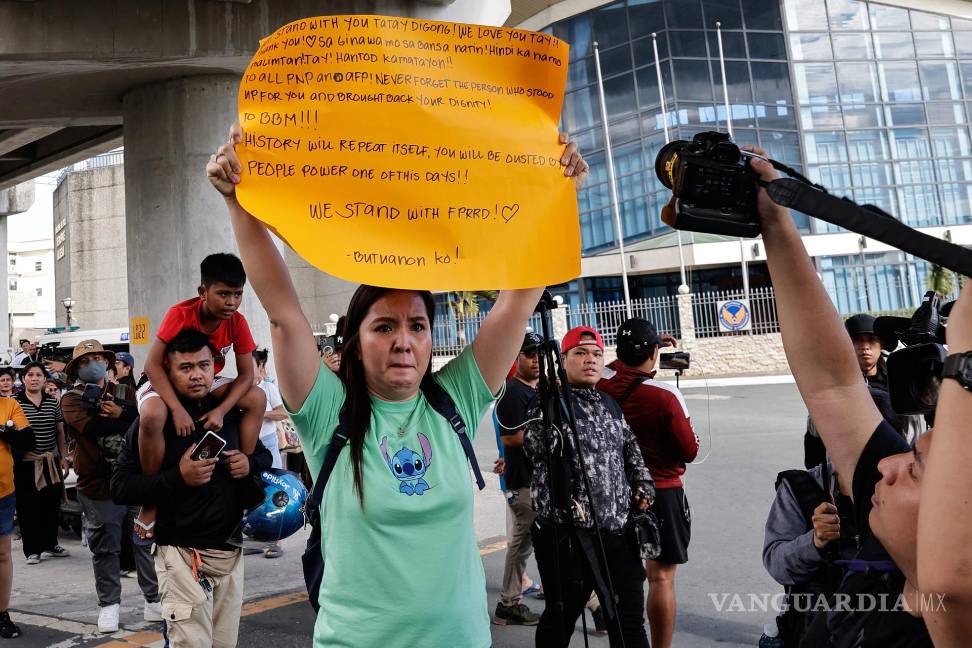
[655,131,763,238]
[880,291,953,416]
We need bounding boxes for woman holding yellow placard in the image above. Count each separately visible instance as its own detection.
[207,123,587,648]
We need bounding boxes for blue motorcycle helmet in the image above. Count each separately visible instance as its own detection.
[242,469,308,542]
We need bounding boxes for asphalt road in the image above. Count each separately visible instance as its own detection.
[13,381,808,648]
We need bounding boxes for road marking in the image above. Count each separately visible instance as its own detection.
[241,590,308,616]
[478,539,507,556]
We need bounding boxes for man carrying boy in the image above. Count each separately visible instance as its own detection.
[112,328,273,647]
[134,253,265,537]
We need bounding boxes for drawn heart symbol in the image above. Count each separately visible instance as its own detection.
[501,204,519,223]
[304,35,317,47]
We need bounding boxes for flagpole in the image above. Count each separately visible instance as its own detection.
[716,22,749,302]
[593,40,633,317]
[652,32,689,295]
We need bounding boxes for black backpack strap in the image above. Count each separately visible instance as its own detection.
[422,379,486,491]
[308,407,350,512]
[616,378,644,406]
[775,469,828,531]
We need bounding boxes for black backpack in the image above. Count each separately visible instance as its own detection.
[301,380,486,613]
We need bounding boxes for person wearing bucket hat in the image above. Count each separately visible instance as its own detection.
[58,339,161,632]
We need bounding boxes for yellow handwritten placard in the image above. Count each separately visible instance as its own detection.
[129,316,150,346]
[236,15,577,290]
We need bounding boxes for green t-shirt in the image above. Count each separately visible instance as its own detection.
[287,347,495,648]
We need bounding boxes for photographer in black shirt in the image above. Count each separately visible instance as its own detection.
[674,146,934,647]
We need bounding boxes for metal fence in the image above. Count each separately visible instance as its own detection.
[692,287,780,338]
[565,296,681,347]
[313,288,781,358]
[55,150,125,188]
[431,311,543,357]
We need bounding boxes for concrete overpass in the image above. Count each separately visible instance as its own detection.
[0,0,513,367]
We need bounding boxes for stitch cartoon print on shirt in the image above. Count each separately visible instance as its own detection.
[380,433,433,496]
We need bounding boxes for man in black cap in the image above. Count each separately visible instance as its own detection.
[599,318,695,648]
[805,314,909,467]
[492,332,542,627]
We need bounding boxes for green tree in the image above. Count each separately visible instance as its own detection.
[926,263,956,297]
[448,291,498,348]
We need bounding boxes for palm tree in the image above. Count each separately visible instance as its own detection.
[448,291,498,348]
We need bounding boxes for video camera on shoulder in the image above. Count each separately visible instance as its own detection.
[880,291,954,415]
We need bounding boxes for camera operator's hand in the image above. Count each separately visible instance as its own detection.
[811,501,840,549]
[172,406,196,437]
[179,446,218,486]
[198,408,225,433]
[740,145,791,230]
[99,400,123,419]
[222,449,250,479]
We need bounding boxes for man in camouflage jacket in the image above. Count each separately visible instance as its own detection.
[523,326,653,648]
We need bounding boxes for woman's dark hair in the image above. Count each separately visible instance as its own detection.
[0,367,15,380]
[20,361,48,381]
[338,285,436,506]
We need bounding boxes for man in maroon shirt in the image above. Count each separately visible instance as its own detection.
[598,318,698,648]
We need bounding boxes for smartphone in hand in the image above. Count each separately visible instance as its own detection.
[190,430,227,461]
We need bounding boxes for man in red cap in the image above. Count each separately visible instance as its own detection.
[523,326,654,648]
[599,318,697,648]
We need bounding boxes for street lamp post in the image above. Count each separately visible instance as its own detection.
[62,297,76,328]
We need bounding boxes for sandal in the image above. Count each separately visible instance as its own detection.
[521,580,544,599]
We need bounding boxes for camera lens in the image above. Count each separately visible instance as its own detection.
[655,140,689,190]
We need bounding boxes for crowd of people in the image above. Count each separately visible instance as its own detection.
[0,117,966,648]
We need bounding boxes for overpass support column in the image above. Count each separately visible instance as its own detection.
[123,75,276,375]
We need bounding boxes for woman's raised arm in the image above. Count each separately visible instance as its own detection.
[207,124,320,410]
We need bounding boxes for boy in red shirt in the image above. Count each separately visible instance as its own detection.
[134,253,265,536]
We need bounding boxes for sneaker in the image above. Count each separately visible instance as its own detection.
[0,611,21,638]
[120,570,134,579]
[263,544,282,559]
[41,545,70,558]
[143,600,163,622]
[25,554,41,565]
[97,603,119,634]
[492,601,540,626]
[589,606,608,635]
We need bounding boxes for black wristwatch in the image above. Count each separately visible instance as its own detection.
[942,352,972,390]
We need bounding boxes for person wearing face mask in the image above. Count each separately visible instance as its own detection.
[523,326,654,648]
[58,340,161,633]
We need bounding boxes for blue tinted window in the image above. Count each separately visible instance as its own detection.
[795,63,839,104]
[628,0,666,35]
[920,61,962,101]
[707,30,747,59]
[702,0,743,29]
[783,0,828,31]
[747,33,786,59]
[665,0,704,29]
[868,4,910,30]
[741,0,782,30]
[751,62,792,103]
[710,60,753,102]
[672,59,714,100]
[826,0,870,30]
[873,32,914,58]
[669,30,708,57]
[789,33,832,60]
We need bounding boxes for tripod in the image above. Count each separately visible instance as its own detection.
[533,292,625,647]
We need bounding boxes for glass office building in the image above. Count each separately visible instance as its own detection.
[543,0,972,312]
